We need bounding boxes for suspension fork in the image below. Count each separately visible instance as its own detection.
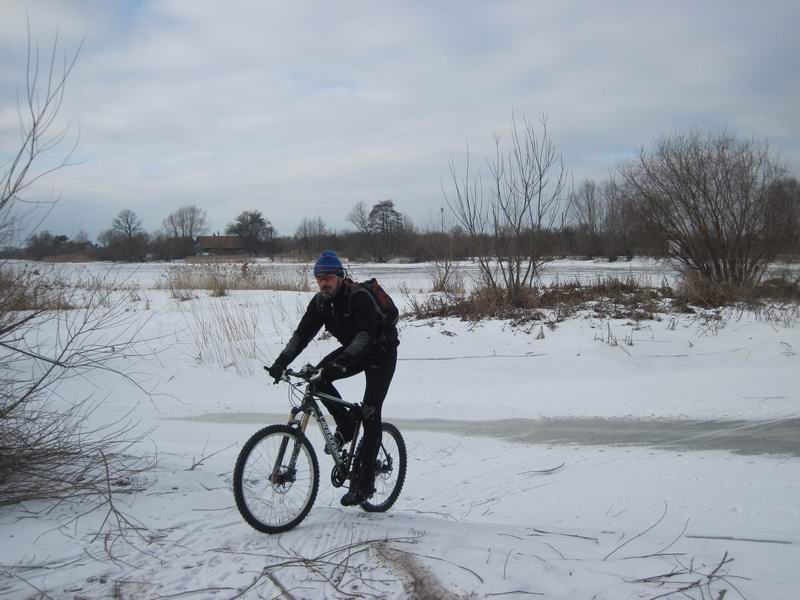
[272,408,311,482]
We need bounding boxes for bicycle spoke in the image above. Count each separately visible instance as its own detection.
[235,428,318,531]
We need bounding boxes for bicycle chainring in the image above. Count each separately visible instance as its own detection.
[330,465,347,488]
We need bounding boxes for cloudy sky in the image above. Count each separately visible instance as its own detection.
[1,1,798,241]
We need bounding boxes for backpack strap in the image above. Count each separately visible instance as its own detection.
[345,279,384,319]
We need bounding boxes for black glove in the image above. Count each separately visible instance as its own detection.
[266,360,287,383]
[319,362,346,383]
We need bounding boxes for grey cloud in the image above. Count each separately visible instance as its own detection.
[2,1,798,239]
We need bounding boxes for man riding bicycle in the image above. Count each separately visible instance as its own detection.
[267,250,399,506]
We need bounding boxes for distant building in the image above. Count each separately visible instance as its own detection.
[195,234,244,256]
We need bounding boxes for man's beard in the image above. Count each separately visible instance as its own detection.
[319,282,338,298]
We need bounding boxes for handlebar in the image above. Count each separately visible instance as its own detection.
[263,363,322,383]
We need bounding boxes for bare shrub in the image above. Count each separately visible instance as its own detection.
[619,131,788,288]
[445,114,570,307]
[0,271,156,506]
[430,261,465,294]
[398,283,459,320]
[0,27,155,518]
[1,396,153,506]
[674,270,739,308]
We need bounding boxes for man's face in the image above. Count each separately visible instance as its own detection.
[315,272,341,297]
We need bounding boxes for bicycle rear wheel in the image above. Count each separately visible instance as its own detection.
[233,424,319,533]
[361,422,406,513]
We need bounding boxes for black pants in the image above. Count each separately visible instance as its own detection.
[315,346,397,492]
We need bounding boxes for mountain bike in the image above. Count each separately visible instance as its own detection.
[233,364,407,534]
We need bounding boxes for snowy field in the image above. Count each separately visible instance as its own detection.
[2,259,799,599]
[11,256,684,291]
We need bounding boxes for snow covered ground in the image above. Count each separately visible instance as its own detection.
[1,259,799,599]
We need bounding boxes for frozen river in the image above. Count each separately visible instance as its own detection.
[179,413,800,457]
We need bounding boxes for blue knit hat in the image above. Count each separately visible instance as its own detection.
[314,250,344,276]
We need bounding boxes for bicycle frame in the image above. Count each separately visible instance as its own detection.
[279,381,362,476]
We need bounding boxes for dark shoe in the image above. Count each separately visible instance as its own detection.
[340,488,368,506]
[324,431,345,456]
[361,482,376,499]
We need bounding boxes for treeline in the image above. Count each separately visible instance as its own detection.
[11,176,799,266]
[6,130,800,295]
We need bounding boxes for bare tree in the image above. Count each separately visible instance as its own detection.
[294,216,328,258]
[347,201,371,234]
[160,205,207,258]
[99,209,149,261]
[619,131,787,287]
[445,114,570,305]
[0,26,81,248]
[112,208,144,239]
[346,201,374,259]
[162,205,208,239]
[571,179,606,257]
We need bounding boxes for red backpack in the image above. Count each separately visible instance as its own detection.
[359,278,399,327]
[344,278,400,337]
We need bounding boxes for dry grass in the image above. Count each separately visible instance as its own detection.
[182,299,262,376]
[540,275,671,321]
[157,263,311,297]
[179,294,307,376]
[39,253,94,263]
[675,269,800,308]
[185,255,247,264]
[405,272,800,326]
[0,267,75,311]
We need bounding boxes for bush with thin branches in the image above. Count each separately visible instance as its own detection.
[0,27,155,515]
[619,131,788,288]
[0,271,156,506]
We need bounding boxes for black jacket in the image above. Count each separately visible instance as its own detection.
[278,279,399,370]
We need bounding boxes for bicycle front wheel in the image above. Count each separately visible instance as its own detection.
[361,422,406,513]
[233,424,319,533]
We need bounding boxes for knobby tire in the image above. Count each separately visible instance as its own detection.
[233,424,319,534]
[361,422,406,513]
